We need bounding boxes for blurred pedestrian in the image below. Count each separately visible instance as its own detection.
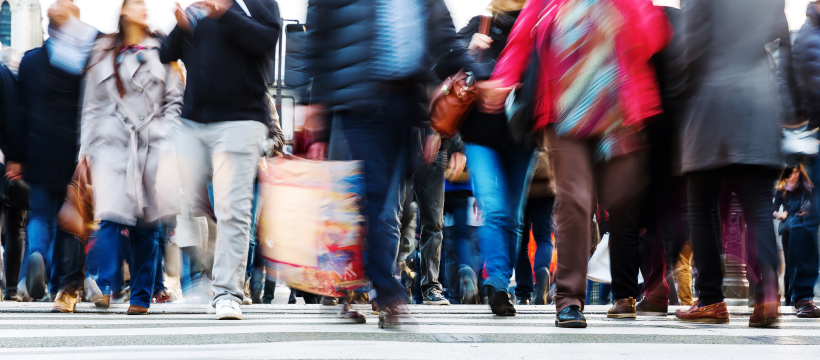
[81,0,183,315]
[301,0,490,328]
[513,150,555,306]
[6,0,97,312]
[788,0,820,318]
[438,0,529,317]
[482,0,670,326]
[160,0,281,320]
[670,0,797,327]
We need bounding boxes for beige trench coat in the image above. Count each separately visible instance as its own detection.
[79,36,183,226]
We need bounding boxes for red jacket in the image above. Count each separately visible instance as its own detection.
[491,0,672,131]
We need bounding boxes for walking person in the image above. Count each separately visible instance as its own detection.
[301,0,489,328]
[670,0,797,327]
[438,0,530,317]
[6,0,97,311]
[480,0,670,326]
[81,0,183,315]
[160,0,280,320]
[787,0,820,318]
[513,151,555,306]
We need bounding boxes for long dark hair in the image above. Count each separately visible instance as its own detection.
[107,0,154,98]
[777,164,814,196]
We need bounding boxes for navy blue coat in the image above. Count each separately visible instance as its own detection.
[793,3,820,129]
[302,0,491,115]
[7,47,84,190]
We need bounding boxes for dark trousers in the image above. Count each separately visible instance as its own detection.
[514,196,555,298]
[687,165,780,306]
[87,221,160,308]
[1,189,26,295]
[548,128,648,311]
[338,93,414,307]
[417,150,446,297]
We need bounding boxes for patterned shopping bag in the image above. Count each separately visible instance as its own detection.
[257,158,367,297]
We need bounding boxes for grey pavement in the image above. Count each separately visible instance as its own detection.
[0,302,819,359]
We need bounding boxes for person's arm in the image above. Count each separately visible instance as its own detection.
[0,65,19,158]
[217,0,281,55]
[160,62,184,126]
[433,16,479,80]
[159,26,186,63]
[428,0,492,80]
[773,8,799,126]
[6,57,28,164]
[490,0,542,87]
[47,16,97,75]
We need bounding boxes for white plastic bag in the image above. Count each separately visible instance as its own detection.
[586,233,643,284]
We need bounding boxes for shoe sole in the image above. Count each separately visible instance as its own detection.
[535,268,550,305]
[749,319,779,328]
[637,311,668,317]
[607,313,637,319]
[26,253,46,301]
[489,291,516,317]
[459,267,478,305]
[127,312,148,315]
[217,313,242,320]
[555,319,587,328]
[676,317,730,324]
[51,307,74,313]
[423,300,451,305]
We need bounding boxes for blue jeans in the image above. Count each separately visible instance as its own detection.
[515,196,555,298]
[464,143,535,291]
[338,93,413,307]
[786,161,820,303]
[25,183,64,294]
[87,221,160,308]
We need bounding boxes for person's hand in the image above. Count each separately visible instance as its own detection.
[424,133,441,167]
[203,0,233,19]
[6,161,23,181]
[47,0,80,29]
[445,152,466,182]
[303,104,326,133]
[775,211,788,221]
[477,80,515,114]
[306,142,328,161]
[468,33,492,51]
[79,155,92,168]
[174,2,192,33]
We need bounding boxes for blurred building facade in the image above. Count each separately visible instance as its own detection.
[1,0,42,53]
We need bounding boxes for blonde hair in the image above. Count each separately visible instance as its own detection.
[488,0,526,13]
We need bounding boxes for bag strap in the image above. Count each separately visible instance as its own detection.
[477,15,491,62]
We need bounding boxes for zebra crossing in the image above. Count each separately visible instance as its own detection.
[0,303,818,359]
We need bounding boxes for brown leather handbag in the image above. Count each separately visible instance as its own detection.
[429,16,491,139]
[57,160,95,242]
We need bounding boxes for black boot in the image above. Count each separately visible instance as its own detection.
[486,285,516,316]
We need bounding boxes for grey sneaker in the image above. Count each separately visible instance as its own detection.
[423,290,450,305]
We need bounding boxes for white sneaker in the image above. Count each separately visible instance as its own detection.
[215,299,242,320]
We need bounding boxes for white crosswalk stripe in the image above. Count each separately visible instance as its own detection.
[0,303,818,359]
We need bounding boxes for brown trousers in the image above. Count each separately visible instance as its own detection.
[547,129,648,311]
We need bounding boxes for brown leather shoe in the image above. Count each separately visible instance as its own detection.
[51,290,79,313]
[607,297,636,319]
[749,302,780,327]
[674,301,729,324]
[95,294,111,308]
[340,303,366,324]
[795,300,820,318]
[378,302,408,329]
[127,305,148,315]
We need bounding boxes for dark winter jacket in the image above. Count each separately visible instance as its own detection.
[301,0,491,119]
[160,0,281,125]
[8,47,83,190]
[793,2,820,129]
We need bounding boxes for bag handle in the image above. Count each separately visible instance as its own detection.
[477,15,491,62]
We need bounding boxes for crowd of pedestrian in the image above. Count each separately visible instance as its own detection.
[0,0,818,331]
